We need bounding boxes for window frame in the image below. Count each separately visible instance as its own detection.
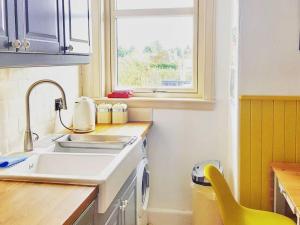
[102,0,215,100]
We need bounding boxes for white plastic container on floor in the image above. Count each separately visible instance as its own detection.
[191,160,223,225]
[192,183,223,225]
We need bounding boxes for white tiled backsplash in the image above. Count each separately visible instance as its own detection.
[0,66,81,155]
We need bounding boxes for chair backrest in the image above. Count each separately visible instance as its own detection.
[204,165,240,225]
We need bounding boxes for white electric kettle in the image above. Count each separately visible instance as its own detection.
[73,97,96,133]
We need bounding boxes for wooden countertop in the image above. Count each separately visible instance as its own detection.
[0,181,98,225]
[272,163,300,213]
[0,122,152,225]
[88,122,153,138]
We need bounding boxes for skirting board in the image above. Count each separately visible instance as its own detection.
[147,208,192,225]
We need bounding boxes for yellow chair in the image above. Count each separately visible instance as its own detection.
[204,165,296,225]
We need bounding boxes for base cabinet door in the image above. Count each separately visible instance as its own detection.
[97,173,137,225]
[0,0,15,51]
[73,201,95,225]
[105,205,121,225]
[121,182,136,225]
[16,0,64,53]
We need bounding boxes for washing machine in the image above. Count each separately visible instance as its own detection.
[136,137,150,225]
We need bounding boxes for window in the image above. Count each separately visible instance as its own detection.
[104,0,215,99]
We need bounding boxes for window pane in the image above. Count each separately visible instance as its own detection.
[116,16,194,90]
[116,0,194,10]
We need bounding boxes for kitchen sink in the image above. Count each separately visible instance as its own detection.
[0,136,143,213]
[5,153,116,177]
[54,134,137,153]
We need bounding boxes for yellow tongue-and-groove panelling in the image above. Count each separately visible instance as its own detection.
[240,96,300,211]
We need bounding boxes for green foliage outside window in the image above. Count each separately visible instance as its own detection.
[117,41,193,88]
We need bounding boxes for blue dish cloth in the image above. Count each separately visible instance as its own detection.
[0,156,28,168]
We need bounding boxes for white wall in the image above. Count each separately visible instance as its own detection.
[239,0,300,95]
[130,0,300,222]
[227,0,240,199]
[147,0,234,224]
[0,66,81,154]
[230,0,300,203]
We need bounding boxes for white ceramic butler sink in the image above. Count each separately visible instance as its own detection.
[0,136,143,213]
[3,153,116,177]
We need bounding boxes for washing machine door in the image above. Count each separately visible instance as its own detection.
[137,158,150,225]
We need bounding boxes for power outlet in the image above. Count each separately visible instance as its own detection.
[55,98,64,111]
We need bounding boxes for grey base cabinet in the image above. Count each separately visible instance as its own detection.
[74,201,96,225]
[96,171,137,225]
[122,182,136,225]
[105,203,121,225]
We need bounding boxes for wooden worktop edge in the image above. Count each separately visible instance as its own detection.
[140,121,153,137]
[63,186,98,225]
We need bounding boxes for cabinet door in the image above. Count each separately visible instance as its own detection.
[0,0,15,51]
[122,182,137,225]
[16,0,64,53]
[105,205,121,225]
[73,201,95,225]
[63,0,91,55]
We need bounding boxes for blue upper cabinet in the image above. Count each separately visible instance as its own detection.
[63,0,91,55]
[0,0,91,67]
[16,0,64,54]
[0,0,16,52]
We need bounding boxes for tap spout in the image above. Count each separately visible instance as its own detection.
[24,79,67,152]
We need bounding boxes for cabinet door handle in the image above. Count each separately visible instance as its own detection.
[9,40,22,49]
[119,205,124,225]
[119,200,128,210]
[65,45,74,51]
[122,200,128,208]
[23,39,31,50]
[119,200,128,225]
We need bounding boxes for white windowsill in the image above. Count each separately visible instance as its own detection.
[94,97,215,110]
